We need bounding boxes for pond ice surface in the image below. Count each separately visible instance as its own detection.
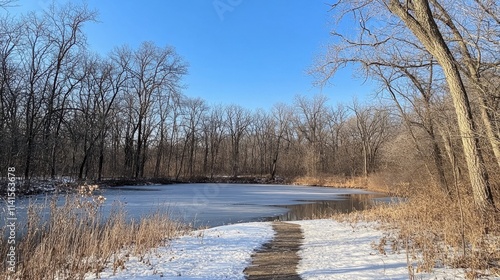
[12,183,380,228]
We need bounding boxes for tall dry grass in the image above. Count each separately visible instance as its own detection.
[294,172,500,278]
[337,183,500,279]
[0,185,188,280]
[291,174,394,194]
[291,175,367,188]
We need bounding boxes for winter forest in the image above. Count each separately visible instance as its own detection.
[1,0,500,278]
[0,4,394,181]
[0,1,499,212]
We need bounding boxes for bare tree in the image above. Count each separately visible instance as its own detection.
[426,0,500,170]
[0,16,22,172]
[41,3,97,178]
[350,102,393,177]
[225,105,252,178]
[119,42,187,178]
[152,89,180,178]
[19,11,60,179]
[269,103,293,179]
[203,105,225,178]
[387,0,495,211]
[371,61,450,195]
[325,104,349,174]
[315,0,496,211]
[182,97,208,177]
[74,54,126,180]
[294,94,328,176]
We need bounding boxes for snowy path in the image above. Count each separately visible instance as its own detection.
[85,219,471,279]
[244,222,303,279]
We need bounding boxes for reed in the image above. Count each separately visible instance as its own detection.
[335,183,500,279]
[291,174,392,194]
[0,185,188,280]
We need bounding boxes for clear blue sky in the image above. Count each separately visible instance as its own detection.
[8,0,376,109]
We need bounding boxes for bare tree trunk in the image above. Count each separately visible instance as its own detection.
[429,0,500,171]
[188,132,196,177]
[362,142,368,178]
[429,129,450,194]
[175,137,188,180]
[78,135,89,180]
[232,142,240,178]
[440,127,462,187]
[97,134,105,181]
[202,131,209,176]
[134,117,143,178]
[384,81,449,193]
[154,128,164,178]
[478,96,500,169]
[389,0,495,211]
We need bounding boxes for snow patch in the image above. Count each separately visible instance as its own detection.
[85,222,274,279]
[85,219,475,279]
[291,219,467,280]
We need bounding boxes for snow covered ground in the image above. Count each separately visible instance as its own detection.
[85,219,474,279]
[84,222,274,279]
[291,220,466,280]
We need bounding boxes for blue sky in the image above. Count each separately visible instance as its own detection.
[8,0,376,109]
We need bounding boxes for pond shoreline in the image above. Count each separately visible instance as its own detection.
[0,176,279,198]
[3,183,386,231]
[0,175,390,198]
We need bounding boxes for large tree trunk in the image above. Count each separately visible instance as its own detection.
[429,129,449,195]
[429,0,500,171]
[389,0,495,211]
[478,96,500,170]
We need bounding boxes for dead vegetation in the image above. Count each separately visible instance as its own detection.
[0,184,188,280]
[334,183,500,279]
[291,174,395,194]
[292,175,367,189]
[290,173,500,278]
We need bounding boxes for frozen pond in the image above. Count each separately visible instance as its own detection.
[7,183,389,228]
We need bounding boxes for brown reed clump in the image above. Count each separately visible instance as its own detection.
[0,184,188,280]
[291,174,393,194]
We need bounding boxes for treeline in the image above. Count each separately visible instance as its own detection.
[0,3,396,183]
[1,2,499,212]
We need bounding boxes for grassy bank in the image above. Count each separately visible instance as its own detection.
[290,174,394,194]
[297,173,500,278]
[334,183,500,279]
[0,184,188,280]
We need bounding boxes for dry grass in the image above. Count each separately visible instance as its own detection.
[334,183,500,279]
[0,185,188,280]
[291,174,393,194]
[291,175,366,188]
